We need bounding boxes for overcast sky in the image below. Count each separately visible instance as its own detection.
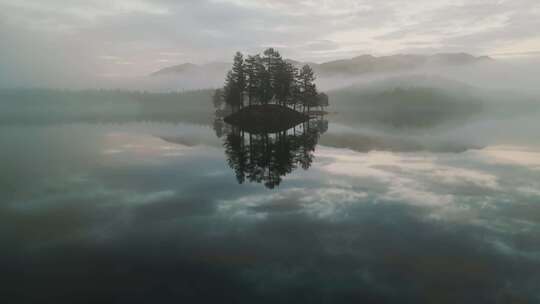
[1,0,539,85]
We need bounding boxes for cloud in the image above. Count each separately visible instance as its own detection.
[0,0,539,87]
[315,147,506,214]
[471,146,540,169]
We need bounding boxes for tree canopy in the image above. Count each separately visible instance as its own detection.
[215,48,329,113]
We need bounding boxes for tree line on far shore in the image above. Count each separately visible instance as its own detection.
[213,48,328,113]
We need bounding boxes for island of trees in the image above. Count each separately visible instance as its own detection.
[213,48,329,128]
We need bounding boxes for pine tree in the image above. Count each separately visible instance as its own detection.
[297,65,318,113]
[245,55,260,106]
[257,58,272,105]
[274,60,290,106]
[316,92,329,111]
[232,52,246,109]
[286,63,300,110]
[262,48,283,103]
[224,71,240,111]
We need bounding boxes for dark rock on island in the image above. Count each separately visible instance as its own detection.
[224,104,309,134]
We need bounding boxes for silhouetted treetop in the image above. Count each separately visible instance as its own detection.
[214,49,329,114]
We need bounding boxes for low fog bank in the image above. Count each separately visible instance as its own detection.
[318,57,540,92]
[1,56,539,150]
[318,58,540,151]
[117,56,540,94]
[329,75,538,128]
[0,72,225,93]
[3,54,539,95]
[0,89,214,125]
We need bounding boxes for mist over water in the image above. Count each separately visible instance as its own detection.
[2,0,540,300]
[2,26,540,302]
[2,117,540,303]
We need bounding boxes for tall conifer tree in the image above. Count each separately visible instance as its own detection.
[232,52,246,108]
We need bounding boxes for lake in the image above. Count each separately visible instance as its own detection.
[1,114,540,303]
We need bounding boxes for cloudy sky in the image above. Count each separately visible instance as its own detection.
[1,0,539,85]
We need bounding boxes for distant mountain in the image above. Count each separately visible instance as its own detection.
[150,63,199,75]
[308,53,492,77]
[150,53,492,78]
[151,62,230,76]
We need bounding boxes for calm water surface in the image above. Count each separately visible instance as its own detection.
[1,120,540,303]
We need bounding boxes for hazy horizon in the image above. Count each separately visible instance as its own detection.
[1,0,540,88]
[2,2,540,302]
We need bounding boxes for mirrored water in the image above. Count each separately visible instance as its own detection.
[1,118,540,303]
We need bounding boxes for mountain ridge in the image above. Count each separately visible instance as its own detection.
[151,53,493,77]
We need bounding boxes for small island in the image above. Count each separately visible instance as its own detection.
[213,48,328,132]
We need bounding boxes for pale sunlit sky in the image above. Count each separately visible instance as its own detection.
[1,0,539,83]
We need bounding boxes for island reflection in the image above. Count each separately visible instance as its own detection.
[214,116,328,188]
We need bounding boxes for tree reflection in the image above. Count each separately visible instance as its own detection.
[215,116,328,189]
